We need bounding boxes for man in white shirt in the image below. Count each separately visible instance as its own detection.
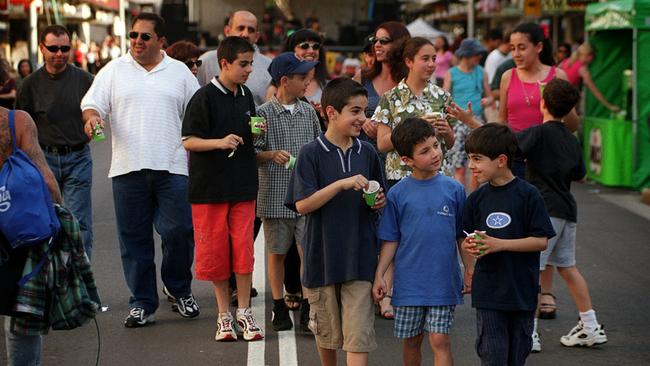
[484,33,511,122]
[81,12,200,328]
[197,10,271,106]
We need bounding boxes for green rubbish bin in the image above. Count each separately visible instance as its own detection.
[583,117,634,187]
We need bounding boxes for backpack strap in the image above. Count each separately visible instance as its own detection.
[8,110,17,152]
[16,237,54,288]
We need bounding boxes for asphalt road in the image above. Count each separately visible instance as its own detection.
[2,130,649,366]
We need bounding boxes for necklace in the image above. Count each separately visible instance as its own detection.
[518,73,533,107]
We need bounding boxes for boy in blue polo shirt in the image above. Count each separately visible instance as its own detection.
[462,123,555,366]
[285,77,386,366]
[373,117,472,366]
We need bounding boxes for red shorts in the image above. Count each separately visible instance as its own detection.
[191,201,255,281]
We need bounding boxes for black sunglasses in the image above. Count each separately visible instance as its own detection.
[43,45,71,53]
[369,36,393,45]
[128,31,153,41]
[185,60,202,68]
[297,42,321,51]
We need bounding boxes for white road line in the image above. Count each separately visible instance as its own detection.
[247,228,266,365]
[278,312,298,366]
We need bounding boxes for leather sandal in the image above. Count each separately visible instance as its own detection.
[539,292,557,319]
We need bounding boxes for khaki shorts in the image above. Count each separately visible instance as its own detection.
[306,281,377,353]
[262,217,306,255]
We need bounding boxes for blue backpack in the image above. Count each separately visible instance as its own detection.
[0,110,60,249]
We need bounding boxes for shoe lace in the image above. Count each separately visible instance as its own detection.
[129,308,143,318]
[241,313,261,331]
[220,315,234,331]
[180,295,197,309]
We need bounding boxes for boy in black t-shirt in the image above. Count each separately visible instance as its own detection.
[182,36,263,342]
[461,123,555,366]
[518,78,607,351]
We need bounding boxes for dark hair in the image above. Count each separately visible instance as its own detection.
[17,59,33,77]
[391,117,436,158]
[217,36,255,64]
[0,60,10,83]
[361,21,411,81]
[165,40,200,63]
[511,22,554,66]
[40,25,70,43]
[132,12,166,38]
[465,123,518,168]
[282,29,328,86]
[321,77,368,122]
[542,78,579,119]
[485,29,504,41]
[435,35,450,52]
[388,37,433,82]
[557,42,572,55]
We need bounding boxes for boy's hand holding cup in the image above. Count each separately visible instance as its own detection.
[339,174,369,191]
[362,180,385,210]
[463,230,490,258]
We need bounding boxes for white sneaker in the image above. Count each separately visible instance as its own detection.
[236,308,264,341]
[560,321,608,347]
[531,331,542,353]
[215,312,237,342]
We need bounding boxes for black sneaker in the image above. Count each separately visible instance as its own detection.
[163,287,200,318]
[124,307,155,328]
[272,303,293,331]
[300,300,311,333]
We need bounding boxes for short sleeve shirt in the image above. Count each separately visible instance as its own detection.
[378,175,466,306]
[371,79,456,179]
[284,135,386,288]
[182,79,258,203]
[462,178,556,311]
[255,97,322,218]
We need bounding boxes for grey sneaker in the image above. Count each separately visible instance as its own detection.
[560,321,608,347]
[124,307,156,328]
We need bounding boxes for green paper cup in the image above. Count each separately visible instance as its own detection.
[250,116,266,135]
[468,231,486,255]
[92,124,106,142]
[363,180,380,206]
[285,155,296,170]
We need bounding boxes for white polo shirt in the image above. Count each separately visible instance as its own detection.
[81,51,199,178]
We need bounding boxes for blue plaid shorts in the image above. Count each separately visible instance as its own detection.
[394,305,456,338]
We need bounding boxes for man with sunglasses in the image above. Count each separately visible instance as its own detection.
[15,24,95,258]
[81,13,201,328]
[197,10,271,106]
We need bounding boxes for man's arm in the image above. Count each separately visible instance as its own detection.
[15,110,62,204]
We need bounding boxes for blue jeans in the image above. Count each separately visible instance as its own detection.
[45,145,93,259]
[4,317,42,366]
[112,170,194,313]
[475,309,534,366]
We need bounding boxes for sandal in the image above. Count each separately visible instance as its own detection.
[539,292,557,319]
[379,295,394,320]
[284,293,302,311]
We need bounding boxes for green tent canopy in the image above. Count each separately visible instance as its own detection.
[583,0,650,190]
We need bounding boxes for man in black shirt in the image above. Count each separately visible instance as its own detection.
[16,25,95,258]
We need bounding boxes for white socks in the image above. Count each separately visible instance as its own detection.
[579,309,598,331]
[533,317,539,334]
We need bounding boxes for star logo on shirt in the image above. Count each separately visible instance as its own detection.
[486,212,512,229]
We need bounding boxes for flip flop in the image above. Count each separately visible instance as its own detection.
[539,292,557,319]
[284,293,302,311]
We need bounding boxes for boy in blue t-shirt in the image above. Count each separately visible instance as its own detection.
[462,123,556,366]
[518,79,607,351]
[373,117,473,366]
[285,77,386,366]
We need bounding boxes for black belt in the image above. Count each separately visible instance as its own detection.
[40,143,86,155]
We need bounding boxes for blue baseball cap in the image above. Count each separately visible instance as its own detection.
[268,52,318,83]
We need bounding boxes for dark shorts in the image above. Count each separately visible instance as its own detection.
[475,308,535,366]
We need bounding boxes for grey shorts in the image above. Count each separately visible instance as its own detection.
[262,217,306,254]
[539,217,577,269]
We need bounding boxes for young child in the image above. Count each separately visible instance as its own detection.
[373,117,473,366]
[518,78,607,351]
[255,52,321,332]
[461,123,555,365]
[285,77,386,366]
[181,36,263,342]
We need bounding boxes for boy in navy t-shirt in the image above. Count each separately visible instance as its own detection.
[462,123,555,366]
[518,78,607,351]
[285,78,386,366]
[373,117,473,365]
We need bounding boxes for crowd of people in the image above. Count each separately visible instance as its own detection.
[0,8,614,366]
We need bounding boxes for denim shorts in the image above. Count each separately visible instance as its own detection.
[393,305,455,338]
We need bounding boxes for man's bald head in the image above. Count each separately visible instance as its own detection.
[225,10,259,45]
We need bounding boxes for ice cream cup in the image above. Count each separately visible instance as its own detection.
[250,116,266,135]
[285,154,296,170]
[363,180,380,206]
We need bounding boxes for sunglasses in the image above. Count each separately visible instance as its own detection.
[43,45,71,53]
[297,42,321,51]
[128,31,153,41]
[369,36,393,45]
[185,60,202,68]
